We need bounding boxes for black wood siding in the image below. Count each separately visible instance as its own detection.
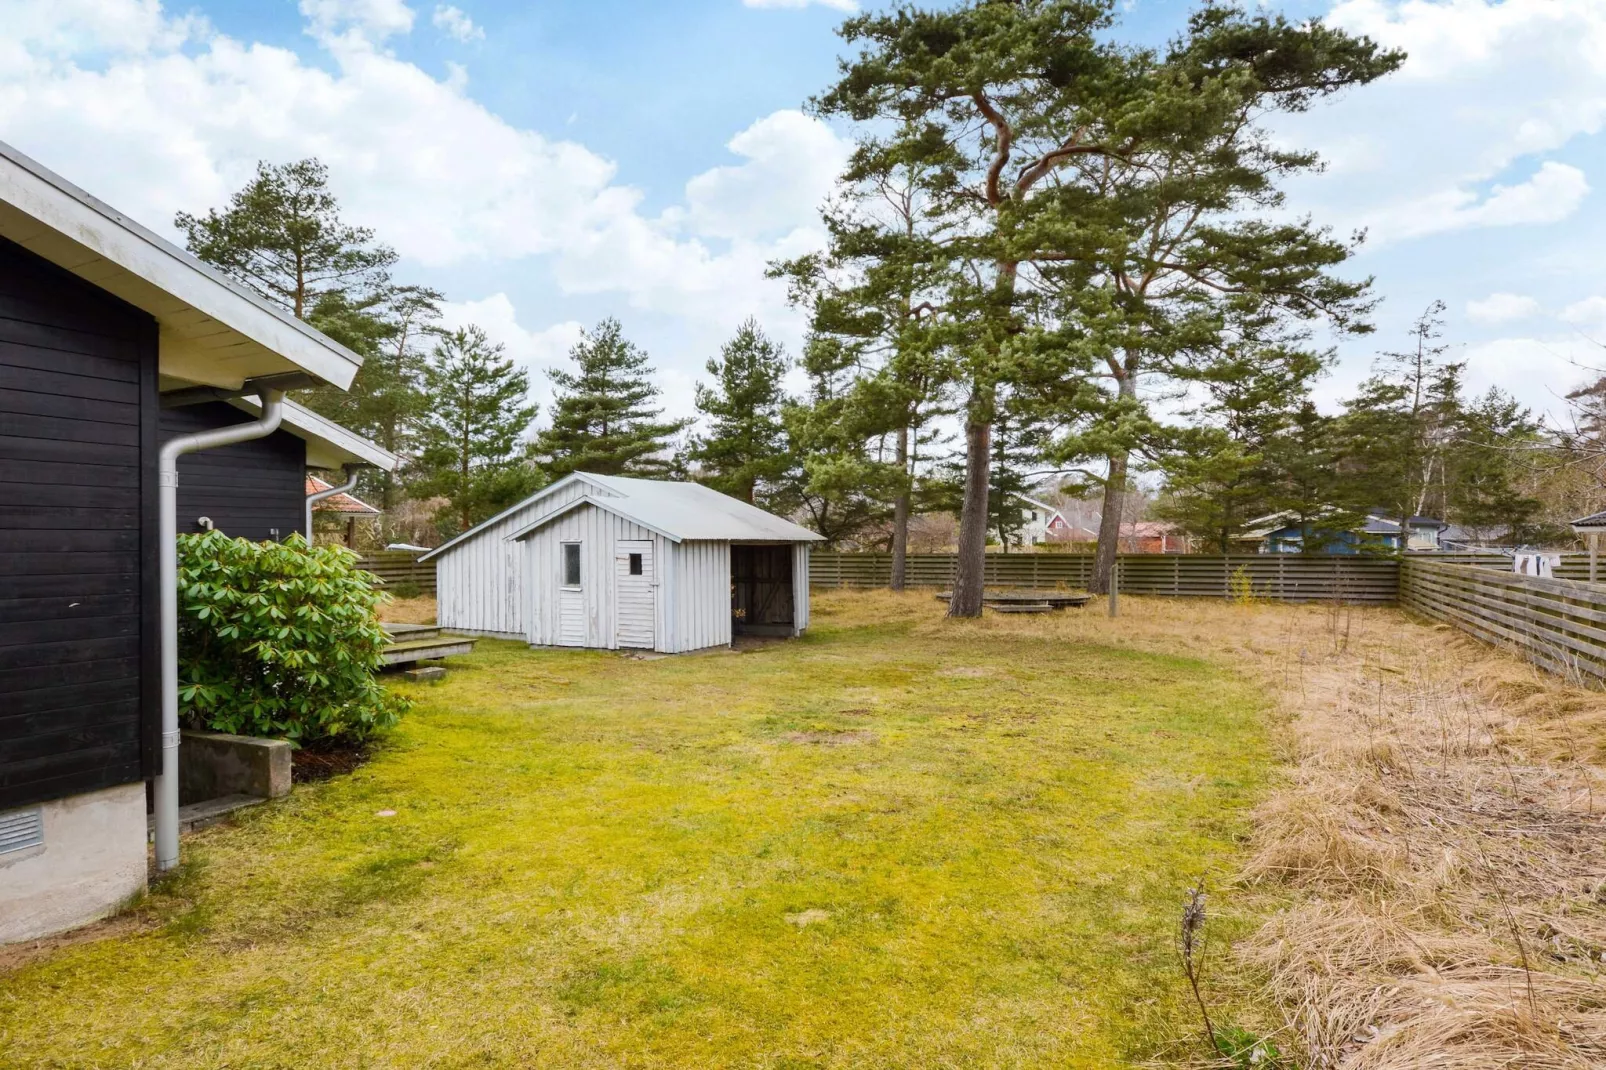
[0,236,160,810]
[160,402,307,542]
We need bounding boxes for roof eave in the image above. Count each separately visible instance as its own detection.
[230,396,400,471]
[0,140,363,390]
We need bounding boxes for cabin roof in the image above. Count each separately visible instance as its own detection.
[0,139,363,391]
[507,474,825,545]
[422,473,822,560]
[306,475,381,516]
[229,395,400,471]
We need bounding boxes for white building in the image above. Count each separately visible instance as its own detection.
[422,474,823,653]
[1015,494,1074,547]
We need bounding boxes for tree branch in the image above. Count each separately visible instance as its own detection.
[972,93,1013,206]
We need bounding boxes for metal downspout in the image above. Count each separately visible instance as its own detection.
[154,390,285,872]
[305,469,362,541]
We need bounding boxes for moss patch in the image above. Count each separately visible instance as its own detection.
[0,592,1272,1069]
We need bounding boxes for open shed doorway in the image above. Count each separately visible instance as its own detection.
[731,544,796,637]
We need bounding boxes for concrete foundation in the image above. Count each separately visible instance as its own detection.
[0,783,148,944]
[179,730,291,804]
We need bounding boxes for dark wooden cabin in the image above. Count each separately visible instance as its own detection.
[0,139,391,944]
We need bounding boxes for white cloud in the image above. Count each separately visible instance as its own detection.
[299,0,415,45]
[1466,292,1542,324]
[431,4,482,43]
[674,109,848,241]
[1459,334,1603,422]
[1561,295,1606,329]
[742,0,857,11]
[1279,0,1606,243]
[437,293,583,381]
[1362,161,1589,241]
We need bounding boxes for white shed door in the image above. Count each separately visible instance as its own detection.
[614,540,656,649]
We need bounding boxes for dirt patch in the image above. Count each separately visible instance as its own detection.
[292,743,371,783]
[0,911,153,976]
[785,909,831,927]
[784,730,875,747]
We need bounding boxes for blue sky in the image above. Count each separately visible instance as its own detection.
[3,0,1604,428]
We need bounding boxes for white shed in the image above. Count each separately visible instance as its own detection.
[420,473,824,652]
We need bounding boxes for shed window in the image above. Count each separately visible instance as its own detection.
[562,543,581,587]
[628,552,643,576]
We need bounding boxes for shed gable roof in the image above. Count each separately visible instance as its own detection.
[508,474,824,544]
[421,473,822,560]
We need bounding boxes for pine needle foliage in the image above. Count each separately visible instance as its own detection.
[534,318,690,480]
[688,318,793,506]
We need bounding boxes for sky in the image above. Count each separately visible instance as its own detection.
[2,0,1605,430]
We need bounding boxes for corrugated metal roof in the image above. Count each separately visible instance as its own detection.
[1572,509,1606,529]
[511,473,824,544]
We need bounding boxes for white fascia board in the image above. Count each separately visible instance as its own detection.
[418,473,601,562]
[229,396,400,471]
[0,141,362,389]
[506,494,684,545]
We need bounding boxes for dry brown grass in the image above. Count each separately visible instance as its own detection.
[379,594,437,625]
[856,588,1606,1068]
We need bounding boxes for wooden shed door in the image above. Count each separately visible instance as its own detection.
[614,541,655,649]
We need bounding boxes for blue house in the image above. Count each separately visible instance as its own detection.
[1246,512,1448,555]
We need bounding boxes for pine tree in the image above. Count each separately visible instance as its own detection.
[1153,323,1331,552]
[986,405,1049,550]
[771,158,957,589]
[532,319,689,480]
[416,326,540,533]
[299,285,442,508]
[688,319,792,506]
[774,335,897,547]
[176,159,396,319]
[813,0,1401,615]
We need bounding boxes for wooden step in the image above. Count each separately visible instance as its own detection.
[381,635,478,667]
[384,623,441,643]
[990,604,1056,614]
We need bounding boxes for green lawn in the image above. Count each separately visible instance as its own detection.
[0,593,1271,1069]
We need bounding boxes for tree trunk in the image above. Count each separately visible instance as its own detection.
[949,418,993,618]
[891,424,910,592]
[1090,367,1137,595]
[1090,450,1127,594]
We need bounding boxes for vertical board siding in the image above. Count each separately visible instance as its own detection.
[434,478,602,636]
[793,542,811,632]
[0,234,158,809]
[666,539,730,652]
[522,504,659,649]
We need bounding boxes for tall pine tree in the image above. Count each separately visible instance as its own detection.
[533,319,689,479]
[416,326,540,533]
[176,159,396,319]
[688,319,792,506]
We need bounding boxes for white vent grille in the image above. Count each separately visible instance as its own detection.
[0,807,44,855]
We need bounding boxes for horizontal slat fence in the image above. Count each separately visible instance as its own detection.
[808,552,1400,603]
[1401,559,1606,683]
[355,550,436,596]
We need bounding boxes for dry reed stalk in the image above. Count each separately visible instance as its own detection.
[839,590,1606,1068]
